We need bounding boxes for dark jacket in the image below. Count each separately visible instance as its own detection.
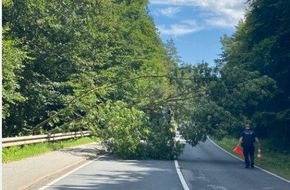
[240,129,256,148]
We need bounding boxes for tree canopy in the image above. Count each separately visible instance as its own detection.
[2,0,289,158]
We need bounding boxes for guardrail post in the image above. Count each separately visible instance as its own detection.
[47,133,51,142]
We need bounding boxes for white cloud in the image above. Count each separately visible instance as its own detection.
[157,7,181,17]
[150,0,247,34]
[157,20,203,36]
[205,17,232,28]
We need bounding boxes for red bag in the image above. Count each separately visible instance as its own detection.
[233,145,244,158]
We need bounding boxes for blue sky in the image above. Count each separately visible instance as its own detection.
[148,0,248,66]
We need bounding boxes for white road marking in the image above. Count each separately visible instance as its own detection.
[37,160,93,190]
[37,154,107,190]
[208,136,290,184]
[175,160,190,190]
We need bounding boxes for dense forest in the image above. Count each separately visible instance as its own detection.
[2,0,289,159]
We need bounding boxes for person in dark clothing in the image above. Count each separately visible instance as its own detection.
[237,124,261,168]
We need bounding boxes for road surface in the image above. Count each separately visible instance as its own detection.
[178,139,289,190]
[38,156,183,190]
[38,139,289,190]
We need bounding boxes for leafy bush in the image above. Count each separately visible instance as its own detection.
[95,101,183,159]
[96,101,150,159]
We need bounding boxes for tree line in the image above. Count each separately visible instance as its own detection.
[2,0,289,158]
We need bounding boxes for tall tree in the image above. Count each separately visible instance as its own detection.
[244,0,290,142]
[213,0,290,150]
[2,27,28,122]
[3,0,186,159]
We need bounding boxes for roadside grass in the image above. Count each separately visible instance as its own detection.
[2,137,98,163]
[212,137,290,180]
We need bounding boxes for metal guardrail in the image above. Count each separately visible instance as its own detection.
[2,131,91,147]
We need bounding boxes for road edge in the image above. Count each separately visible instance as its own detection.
[36,154,108,190]
[174,160,190,190]
[207,136,290,184]
[18,158,88,190]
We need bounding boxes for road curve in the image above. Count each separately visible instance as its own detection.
[178,139,290,190]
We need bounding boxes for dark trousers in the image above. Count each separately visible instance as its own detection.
[243,146,255,167]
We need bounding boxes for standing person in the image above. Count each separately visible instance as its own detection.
[237,124,261,168]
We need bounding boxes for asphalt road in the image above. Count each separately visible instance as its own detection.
[178,139,290,190]
[38,156,184,190]
[38,139,289,190]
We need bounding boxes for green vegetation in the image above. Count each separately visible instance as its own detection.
[212,137,290,180]
[2,137,96,163]
[2,0,289,159]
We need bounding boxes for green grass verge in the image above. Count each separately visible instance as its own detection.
[211,137,290,180]
[2,137,98,163]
